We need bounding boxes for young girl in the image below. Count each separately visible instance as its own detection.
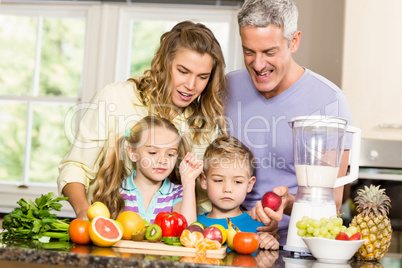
[58,21,226,220]
[92,116,203,223]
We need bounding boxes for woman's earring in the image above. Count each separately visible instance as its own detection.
[197,95,201,103]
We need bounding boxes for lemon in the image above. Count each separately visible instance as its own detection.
[87,201,110,221]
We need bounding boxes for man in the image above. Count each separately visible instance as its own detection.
[225,0,352,245]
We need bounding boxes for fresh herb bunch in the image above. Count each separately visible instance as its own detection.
[1,192,71,241]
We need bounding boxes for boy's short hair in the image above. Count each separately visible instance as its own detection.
[203,135,255,177]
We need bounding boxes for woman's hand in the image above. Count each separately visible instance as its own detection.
[251,186,293,227]
[179,152,203,187]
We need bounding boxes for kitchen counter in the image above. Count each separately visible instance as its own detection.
[0,239,401,268]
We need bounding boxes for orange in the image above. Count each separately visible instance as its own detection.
[87,201,110,221]
[180,255,220,265]
[116,211,145,240]
[180,229,204,248]
[195,238,221,254]
[88,216,123,247]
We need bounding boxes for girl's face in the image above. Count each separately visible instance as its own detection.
[128,127,180,184]
[200,159,256,218]
[170,48,214,109]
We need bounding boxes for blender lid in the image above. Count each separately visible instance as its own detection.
[289,115,348,127]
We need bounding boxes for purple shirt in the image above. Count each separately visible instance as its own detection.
[225,68,353,244]
[120,171,183,224]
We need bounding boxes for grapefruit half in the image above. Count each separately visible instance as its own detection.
[89,216,122,247]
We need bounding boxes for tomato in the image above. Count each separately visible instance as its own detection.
[69,244,91,254]
[69,218,91,245]
[233,232,259,255]
[154,212,187,238]
[232,254,258,267]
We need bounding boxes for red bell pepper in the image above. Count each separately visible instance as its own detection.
[154,212,188,238]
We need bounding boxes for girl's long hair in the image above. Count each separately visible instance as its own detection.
[129,20,227,144]
[92,116,189,219]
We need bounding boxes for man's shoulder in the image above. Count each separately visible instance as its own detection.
[303,69,343,93]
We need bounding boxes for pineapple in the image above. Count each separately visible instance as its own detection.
[350,185,392,261]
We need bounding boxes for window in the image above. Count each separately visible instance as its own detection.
[0,11,85,186]
[0,2,242,217]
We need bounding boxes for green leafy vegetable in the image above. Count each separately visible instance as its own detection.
[0,192,70,241]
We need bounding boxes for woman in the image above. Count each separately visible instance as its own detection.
[57,21,226,220]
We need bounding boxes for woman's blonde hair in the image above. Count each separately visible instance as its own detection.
[92,116,189,219]
[129,20,227,144]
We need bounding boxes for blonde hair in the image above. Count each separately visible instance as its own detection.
[203,135,255,178]
[128,20,227,144]
[92,116,188,219]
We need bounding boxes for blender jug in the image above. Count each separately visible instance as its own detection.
[292,116,361,188]
[284,116,361,253]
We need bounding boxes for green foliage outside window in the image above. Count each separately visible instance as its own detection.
[0,15,84,184]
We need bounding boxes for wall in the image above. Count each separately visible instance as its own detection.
[293,0,345,88]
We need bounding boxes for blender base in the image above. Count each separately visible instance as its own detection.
[283,244,310,254]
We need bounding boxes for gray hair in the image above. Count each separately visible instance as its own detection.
[238,0,298,42]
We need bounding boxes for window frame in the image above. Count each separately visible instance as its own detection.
[0,2,243,217]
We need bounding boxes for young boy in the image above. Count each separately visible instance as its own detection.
[197,135,279,250]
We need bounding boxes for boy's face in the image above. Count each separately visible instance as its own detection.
[200,159,256,213]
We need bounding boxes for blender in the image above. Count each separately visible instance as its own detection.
[284,116,361,253]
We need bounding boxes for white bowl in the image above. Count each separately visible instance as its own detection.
[302,237,365,264]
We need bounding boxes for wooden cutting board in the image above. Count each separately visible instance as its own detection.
[112,240,227,259]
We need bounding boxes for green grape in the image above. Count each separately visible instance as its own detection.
[340,225,347,232]
[326,222,334,231]
[324,233,332,239]
[307,226,314,234]
[302,216,310,223]
[296,220,307,229]
[347,226,358,235]
[305,233,313,238]
[320,217,328,225]
[332,217,343,227]
[297,229,307,237]
[312,219,321,228]
[313,229,320,237]
[331,226,341,235]
[319,226,328,235]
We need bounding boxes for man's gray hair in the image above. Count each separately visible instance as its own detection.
[238,0,298,42]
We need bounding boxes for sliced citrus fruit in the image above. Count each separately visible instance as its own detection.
[116,211,145,240]
[180,229,204,248]
[195,238,221,254]
[89,216,123,247]
[87,201,110,221]
[180,255,220,265]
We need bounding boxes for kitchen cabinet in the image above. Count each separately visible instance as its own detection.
[342,0,402,141]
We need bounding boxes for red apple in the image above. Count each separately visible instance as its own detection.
[349,232,362,241]
[335,232,350,241]
[202,226,223,244]
[261,191,282,211]
[186,224,204,233]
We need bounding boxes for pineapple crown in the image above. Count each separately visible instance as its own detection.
[354,184,391,216]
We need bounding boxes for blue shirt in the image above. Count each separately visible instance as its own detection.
[197,212,265,233]
[120,171,183,224]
